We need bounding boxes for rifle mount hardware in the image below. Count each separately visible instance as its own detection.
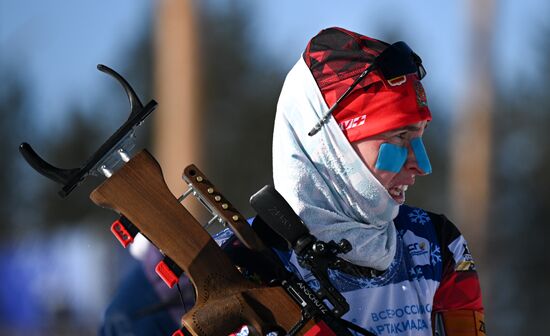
[19,64,157,197]
[250,186,375,335]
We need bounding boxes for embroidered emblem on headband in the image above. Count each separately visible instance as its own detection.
[415,81,428,107]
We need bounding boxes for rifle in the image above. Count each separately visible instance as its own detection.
[19,65,374,336]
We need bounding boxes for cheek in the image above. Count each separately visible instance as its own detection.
[353,142,380,170]
[353,140,397,189]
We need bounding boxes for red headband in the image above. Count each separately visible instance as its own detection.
[328,74,431,142]
[304,27,432,143]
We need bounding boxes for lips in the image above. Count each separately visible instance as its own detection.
[388,184,406,200]
[388,183,412,204]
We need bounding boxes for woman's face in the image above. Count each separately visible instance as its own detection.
[351,121,428,204]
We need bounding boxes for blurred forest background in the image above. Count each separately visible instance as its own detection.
[1,0,549,335]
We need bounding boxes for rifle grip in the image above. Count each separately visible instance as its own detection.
[182,294,268,336]
[183,286,316,336]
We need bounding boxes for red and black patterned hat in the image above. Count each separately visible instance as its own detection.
[303,27,432,143]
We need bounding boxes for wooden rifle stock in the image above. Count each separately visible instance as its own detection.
[90,150,313,335]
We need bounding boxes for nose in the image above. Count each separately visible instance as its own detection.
[404,138,432,175]
[404,145,425,175]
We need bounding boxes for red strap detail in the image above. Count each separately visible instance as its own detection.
[172,327,193,336]
[110,219,134,248]
[171,330,185,336]
[155,260,179,288]
[304,320,337,336]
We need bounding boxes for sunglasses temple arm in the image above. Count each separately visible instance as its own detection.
[308,65,375,136]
